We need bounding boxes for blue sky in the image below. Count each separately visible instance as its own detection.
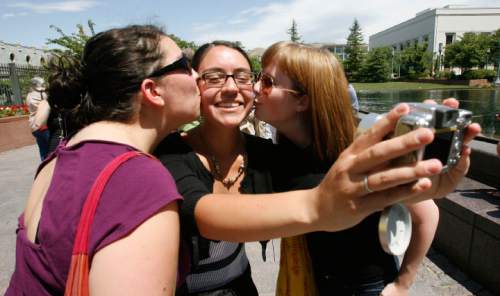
[1,0,500,50]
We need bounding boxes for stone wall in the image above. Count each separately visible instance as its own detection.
[0,116,34,153]
[433,139,500,295]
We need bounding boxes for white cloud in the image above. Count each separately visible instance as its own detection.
[8,0,100,13]
[1,12,28,19]
[190,0,500,49]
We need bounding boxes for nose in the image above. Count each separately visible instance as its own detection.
[221,75,238,92]
[253,80,261,94]
[191,68,199,80]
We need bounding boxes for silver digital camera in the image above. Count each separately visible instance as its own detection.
[357,103,472,172]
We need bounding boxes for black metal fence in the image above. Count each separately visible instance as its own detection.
[0,63,48,106]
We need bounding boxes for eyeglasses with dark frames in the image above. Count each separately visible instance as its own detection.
[200,70,255,89]
[256,72,302,95]
[147,54,191,78]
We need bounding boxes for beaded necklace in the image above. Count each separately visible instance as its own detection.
[209,153,247,188]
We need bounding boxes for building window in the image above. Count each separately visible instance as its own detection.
[26,55,31,63]
[40,57,46,64]
[445,33,455,45]
[9,53,15,61]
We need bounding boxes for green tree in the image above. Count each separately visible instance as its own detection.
[444,32,491,71]
[400,43,431,79]
[287,19,302,43]
[46,20,96,59]
[485,29,500,68]
[168,34,198,50]
[361,47,392,82]
[249,55,262,73]
[344,19,366,81]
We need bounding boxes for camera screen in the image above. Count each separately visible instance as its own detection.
[423,131,454,165]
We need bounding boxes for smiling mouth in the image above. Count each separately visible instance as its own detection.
[215,102,243,109]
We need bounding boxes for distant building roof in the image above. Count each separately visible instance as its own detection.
[248,47,265,58]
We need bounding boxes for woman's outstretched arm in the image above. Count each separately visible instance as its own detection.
[194,103,451,241]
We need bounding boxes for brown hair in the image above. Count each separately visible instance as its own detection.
[262,41,356,163]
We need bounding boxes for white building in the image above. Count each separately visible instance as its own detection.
[0,41,51,66]
[369,5,500,70]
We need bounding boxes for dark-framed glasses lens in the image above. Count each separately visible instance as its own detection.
[202,71,226,85]
[234,71,255,85]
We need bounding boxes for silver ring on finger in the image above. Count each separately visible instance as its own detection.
[363,175,374,193]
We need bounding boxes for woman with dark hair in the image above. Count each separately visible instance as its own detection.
[6,25,200,295]
[153,41,458,295]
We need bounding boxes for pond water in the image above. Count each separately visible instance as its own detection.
[357,88,500,139]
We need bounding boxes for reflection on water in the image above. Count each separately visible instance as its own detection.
[358,88,500,139]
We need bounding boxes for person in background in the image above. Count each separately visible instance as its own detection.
[6,24,200,295]
[253,41,480,296]
[26,77,50,160]
[348,83,360,112]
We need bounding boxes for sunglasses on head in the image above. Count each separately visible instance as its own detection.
[257,72,302,95]
[147,54,191,78]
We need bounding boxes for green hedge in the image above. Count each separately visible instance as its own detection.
[462,69,497,81]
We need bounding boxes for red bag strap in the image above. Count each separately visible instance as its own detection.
[71,150,150,255]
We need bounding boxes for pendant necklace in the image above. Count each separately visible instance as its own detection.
[199,131,247,189]
[209,153,247,189]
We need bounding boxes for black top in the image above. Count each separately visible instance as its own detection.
[154,132,276,293]
[155,132,276,236]
[274,139,398,295]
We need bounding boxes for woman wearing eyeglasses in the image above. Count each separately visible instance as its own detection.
[153,40,474,295]
[253,41,481,296]
[155,41,271,295]
[6,25,200,295]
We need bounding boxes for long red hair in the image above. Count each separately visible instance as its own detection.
[262,41,356,163]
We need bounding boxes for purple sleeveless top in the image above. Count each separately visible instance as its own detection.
[6,140,183,295]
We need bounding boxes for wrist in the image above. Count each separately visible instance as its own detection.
[302,187,322,231]
[394,277,412,290]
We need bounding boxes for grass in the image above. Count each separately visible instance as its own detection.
[352,82,481,91]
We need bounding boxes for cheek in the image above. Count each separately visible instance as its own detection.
[242,90,255,107]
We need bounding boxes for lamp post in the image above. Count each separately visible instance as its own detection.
[486,48,490,69]
[391,47,395,79]
[496,39,500,87]
[438,43,443,73]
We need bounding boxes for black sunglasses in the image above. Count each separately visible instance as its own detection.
[147,55,191,78]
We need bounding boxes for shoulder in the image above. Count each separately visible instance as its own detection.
[111,154,180,198]
[244,133,274,149]
[244,133,278,169]
[90,154,182,254]
[244,133,276,157]
[154,133,204,181]
[155,132,192,155]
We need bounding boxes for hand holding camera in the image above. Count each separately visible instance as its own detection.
[315,101,480,240]
[354,100,480,254]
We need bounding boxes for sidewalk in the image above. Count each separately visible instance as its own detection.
[0,145,494,295]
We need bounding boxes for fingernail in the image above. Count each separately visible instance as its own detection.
[395,104,406,114]
[426,159,442,174]
[416,129,431,143]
